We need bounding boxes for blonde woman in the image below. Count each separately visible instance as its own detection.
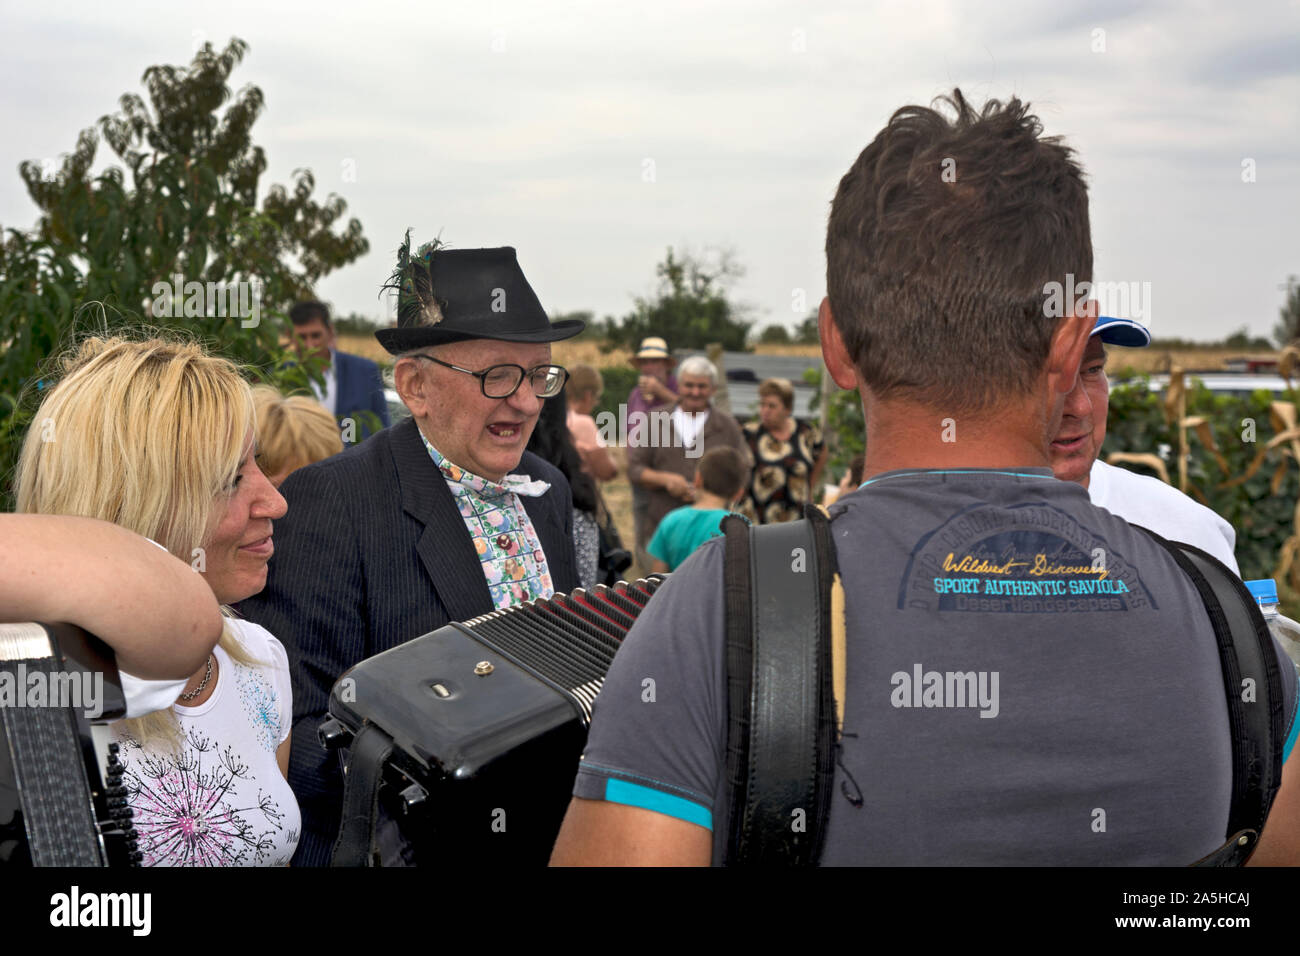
[16,335,299,866]
[251,386,344,488]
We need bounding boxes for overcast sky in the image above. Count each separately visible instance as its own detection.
[2,0,1297,341]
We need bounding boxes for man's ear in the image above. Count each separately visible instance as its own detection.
[393,358,426,417]
[819,298,859,391]
[1047,307,1095,396]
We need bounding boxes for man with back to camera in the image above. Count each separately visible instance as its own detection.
[550,89,1300,866]
[243,237,583,865]
[289,300,391,446]
[1050,315,1238,572]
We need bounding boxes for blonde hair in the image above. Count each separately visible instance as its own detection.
[252,385,343,482]
[16,333,264,747]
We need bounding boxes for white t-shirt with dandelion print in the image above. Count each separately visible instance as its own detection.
[105,619,300,866]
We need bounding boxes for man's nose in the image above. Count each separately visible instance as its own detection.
[507,383,544,416]
[1061,373,1093,421]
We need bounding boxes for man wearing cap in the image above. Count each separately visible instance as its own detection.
[240,235,584,865]
[1051,316,1239,572]
[626,337,678,568]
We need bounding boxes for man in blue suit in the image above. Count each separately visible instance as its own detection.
[242,240,585,865]
[289,301,391,445]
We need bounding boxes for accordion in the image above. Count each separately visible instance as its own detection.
[0,623,137,867]
[322,576,666,866]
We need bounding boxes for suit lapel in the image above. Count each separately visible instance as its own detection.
[391,418,495,622]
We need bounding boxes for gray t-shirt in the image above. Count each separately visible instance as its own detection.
[573,467,1299,865]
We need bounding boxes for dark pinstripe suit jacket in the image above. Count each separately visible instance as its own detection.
[238,416,578,866]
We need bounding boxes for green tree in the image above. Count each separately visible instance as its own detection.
[794,312,820,344]
[1,38,368,507]
[604,247,752,351]
[1274,275,1300,347]
[757,324,791,345]
[1223,325,1273,350]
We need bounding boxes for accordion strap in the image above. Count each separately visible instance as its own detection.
[1133,526,1286,866]
[721,508,839,865]
[330,723,395,867]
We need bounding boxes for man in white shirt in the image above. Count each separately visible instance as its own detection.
[1050,315,1239,572]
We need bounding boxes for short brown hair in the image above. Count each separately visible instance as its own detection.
[758,378,794,412]
[826,88,1092,413]
[696,446,748,500]
[566,363,604,402]
[252,386,343,480]
[289,301,331,328]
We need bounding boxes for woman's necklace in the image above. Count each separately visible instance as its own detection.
[178,654,214,702]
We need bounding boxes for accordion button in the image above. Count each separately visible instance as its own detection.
[474,661,495,676]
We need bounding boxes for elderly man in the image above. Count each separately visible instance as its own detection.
[241,238,583,865]
[552,88,1299,866]
[1051,316,1238,572]
[626,355,751,565]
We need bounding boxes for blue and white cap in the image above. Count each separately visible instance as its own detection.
[1092,316,1151,348]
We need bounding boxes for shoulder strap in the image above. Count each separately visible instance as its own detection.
[1133,525,1286,865]
[721,509,839,865]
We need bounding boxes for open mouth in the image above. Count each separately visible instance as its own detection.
[486,422,523,439]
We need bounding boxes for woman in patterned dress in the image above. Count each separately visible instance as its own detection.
[16,335,301,866]
[738,378,828,524]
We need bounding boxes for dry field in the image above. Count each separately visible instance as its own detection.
[1107,348,1278,375]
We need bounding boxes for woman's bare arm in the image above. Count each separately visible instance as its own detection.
[0,514,223,679]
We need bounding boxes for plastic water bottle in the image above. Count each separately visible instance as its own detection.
[1244,579,1300,668]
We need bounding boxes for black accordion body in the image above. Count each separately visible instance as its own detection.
[323,576,665,865]
[0,623,137,867]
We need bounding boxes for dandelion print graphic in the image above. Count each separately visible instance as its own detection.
[119,728,288,866]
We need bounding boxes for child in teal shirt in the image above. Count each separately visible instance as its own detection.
[647,446,749,572]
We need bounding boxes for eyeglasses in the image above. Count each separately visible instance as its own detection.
[411,354,569,399]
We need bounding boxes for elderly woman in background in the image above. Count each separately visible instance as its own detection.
[252,386,345,488]
[16,335,299,867]
[738,377,827,524]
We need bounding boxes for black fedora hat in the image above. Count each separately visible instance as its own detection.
[375,236,585,354]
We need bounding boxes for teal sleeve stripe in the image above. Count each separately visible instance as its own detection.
[1283,665,1300,763]
[605,778,713,831]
